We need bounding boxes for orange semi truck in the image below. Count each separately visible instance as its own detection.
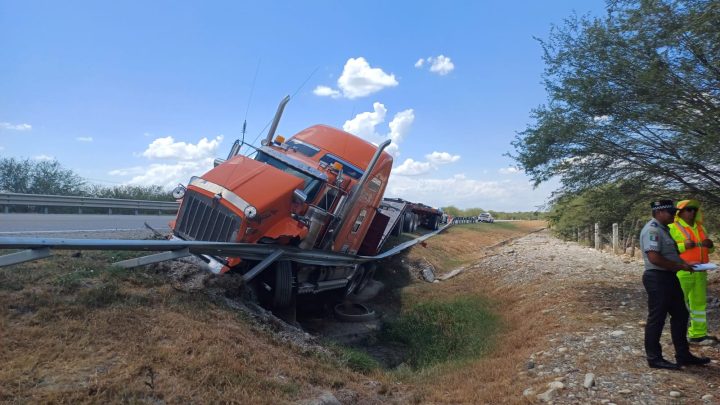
[170,97,417,308]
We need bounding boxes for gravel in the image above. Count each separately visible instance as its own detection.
[476,229,720,404]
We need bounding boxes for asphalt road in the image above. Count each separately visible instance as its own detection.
[0,214,176,235]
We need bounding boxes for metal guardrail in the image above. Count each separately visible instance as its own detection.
[0,192,179,214]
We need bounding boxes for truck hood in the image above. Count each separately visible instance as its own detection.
[201,155,304,231]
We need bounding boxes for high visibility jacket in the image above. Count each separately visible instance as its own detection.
[668,218,711,264]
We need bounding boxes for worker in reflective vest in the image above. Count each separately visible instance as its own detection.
[668,199,717,344]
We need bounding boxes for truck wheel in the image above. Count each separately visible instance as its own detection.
[402,212,413,232]
[345,264,364,297]
[430,215,439,231]
[272,261,294,308]
[355,262,376,293]
[412,214,419,232]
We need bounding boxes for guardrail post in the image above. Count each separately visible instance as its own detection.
[4,206,8,213]
[612,223,619,254]
[595,223,600,250]
[78,207,83,214]
[44,207,48,214]
[134,209,139,215]
[109,208,112,215]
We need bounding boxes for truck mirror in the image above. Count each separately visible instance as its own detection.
[293,189,308,203]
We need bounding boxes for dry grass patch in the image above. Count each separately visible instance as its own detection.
[0,252,390,404]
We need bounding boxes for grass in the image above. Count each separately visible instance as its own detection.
[381,296,500,369]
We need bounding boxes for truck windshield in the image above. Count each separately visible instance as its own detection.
[255,152,322,200]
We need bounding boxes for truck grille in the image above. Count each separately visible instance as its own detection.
[175,191,241,242]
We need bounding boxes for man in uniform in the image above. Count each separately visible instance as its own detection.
[668,199,717,345]
[640,200,711,369]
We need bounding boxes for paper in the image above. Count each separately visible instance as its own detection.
[691,263,718,272]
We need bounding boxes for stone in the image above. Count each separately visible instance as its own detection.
[702,394,714,401]
[583,373,595,389]
[537,389,556,402]
[308,392,341,405]
[618,389,631,395]
[558,347,568,353]
[523,388,535,397]
[609,330,626,337]
[669,391,681,398]
[547,381,565,390]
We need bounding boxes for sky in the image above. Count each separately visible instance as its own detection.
[0,0,607,211]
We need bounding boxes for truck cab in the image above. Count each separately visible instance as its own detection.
[170,99,393,308]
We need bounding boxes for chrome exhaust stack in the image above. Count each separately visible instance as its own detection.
[262,95,290,146]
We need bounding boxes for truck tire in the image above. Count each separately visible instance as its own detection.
[430,215,439,231]
[403,212,414,232]
[412,214,419,232]
[272,261,294,308]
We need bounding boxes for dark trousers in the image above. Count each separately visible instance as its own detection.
[642,270,690,361]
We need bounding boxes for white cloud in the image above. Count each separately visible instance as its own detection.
[426,151,460,165]
[499,166,521,175]
[387,109,414,156]
[385,173,555,211]
[110,135,224,188]
[313,85,341,98]
[142,135,223,160]
[121,160,216,188]
[33,154,54,161]
[393,158,433,176]
[315,57,398,99]
[415,55,455,76]
[343,103,413,157]
[343,102,388,140]
[0,122,32,131]
[76,136,93,142]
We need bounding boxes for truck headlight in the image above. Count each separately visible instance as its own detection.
[244,205,257,219]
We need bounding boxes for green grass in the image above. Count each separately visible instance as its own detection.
[338,346,382,374]
[381,296,500,369]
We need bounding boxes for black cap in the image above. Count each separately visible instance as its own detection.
[651,200,676,211]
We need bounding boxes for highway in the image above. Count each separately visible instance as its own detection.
[0,214,176,235]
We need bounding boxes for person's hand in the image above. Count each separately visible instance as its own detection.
[679,262,694,272]
[701,239,714,249]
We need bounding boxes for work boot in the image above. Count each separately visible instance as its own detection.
[676,354,712,366]
[647,358,680,370]
[688,335,718,346]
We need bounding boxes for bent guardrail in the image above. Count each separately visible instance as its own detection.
[0,192,179,215]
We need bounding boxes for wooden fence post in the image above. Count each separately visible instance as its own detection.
[612,223,619,254]
[595,223,601,250]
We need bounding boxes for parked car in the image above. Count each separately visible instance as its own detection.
[478,213,494,223]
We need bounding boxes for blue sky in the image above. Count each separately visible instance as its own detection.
[0,1,606,211]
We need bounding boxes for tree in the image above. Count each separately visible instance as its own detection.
[511,0,720,204]
[0,158,85,195]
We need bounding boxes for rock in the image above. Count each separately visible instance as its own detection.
[537,389,557,402]
[702,394,714,401]
[618,389,631,395]
[307,392,341,405]
[547,381,565,390]
[558,347,568,353]
[609,330,626,337]
[669,391,681,398]
[583,373,595,389]
[553,367,561,373]
[527,360,535,369]
[523,388,535,397]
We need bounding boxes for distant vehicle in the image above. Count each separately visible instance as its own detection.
[478,213,494,223]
